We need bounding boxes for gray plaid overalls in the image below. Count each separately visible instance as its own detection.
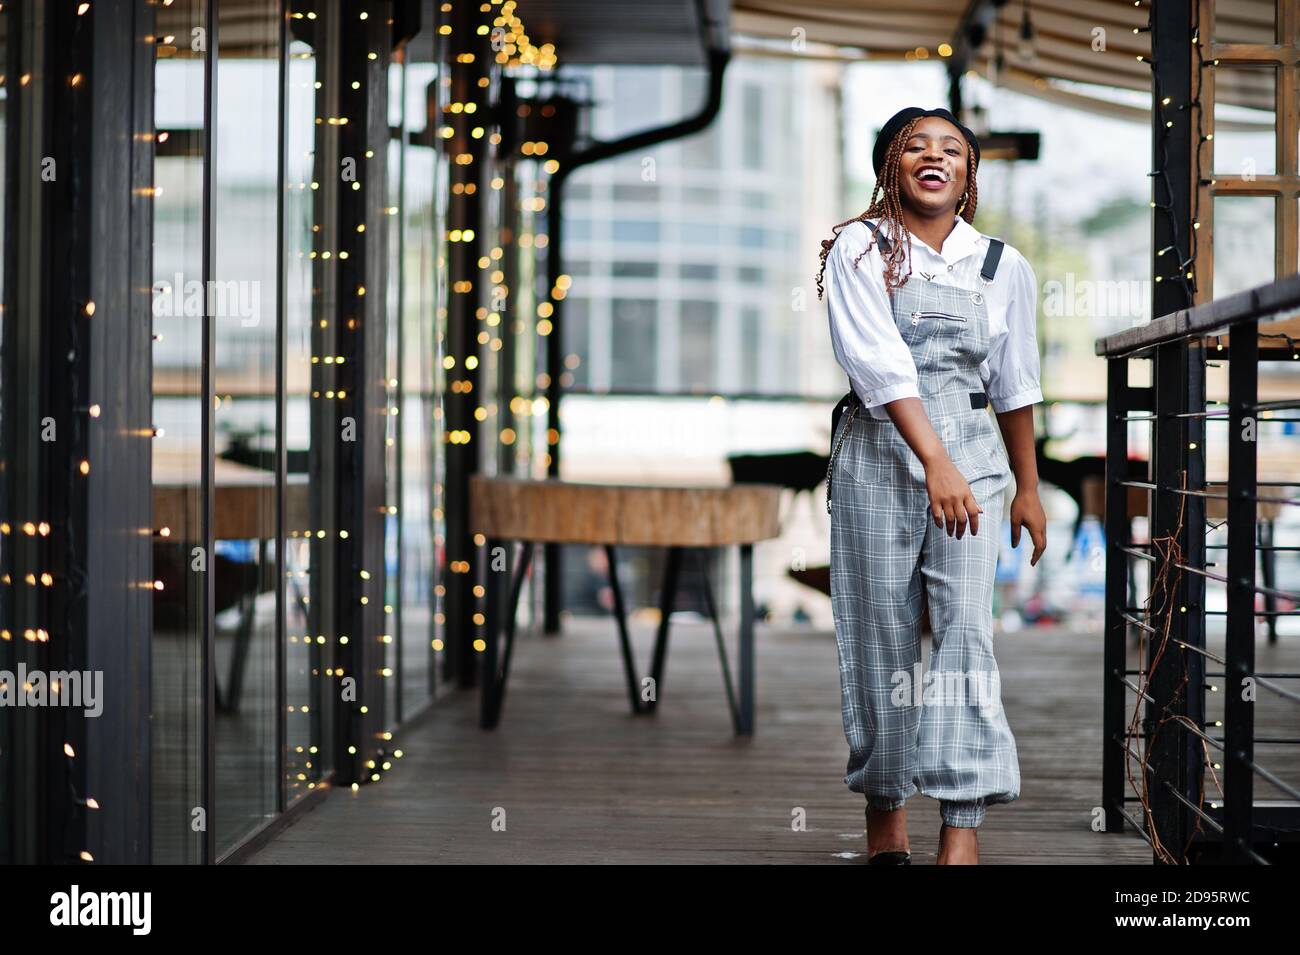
[826,220,1020,828]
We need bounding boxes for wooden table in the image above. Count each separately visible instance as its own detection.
[153,453,309,540]
[469,476,783,735]
[152,452,309,712]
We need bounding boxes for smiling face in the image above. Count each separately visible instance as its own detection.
[896,116,970,218]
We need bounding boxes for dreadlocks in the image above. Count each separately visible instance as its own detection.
[815,117,980,301]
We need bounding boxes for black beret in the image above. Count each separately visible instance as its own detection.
[872,106,981,176]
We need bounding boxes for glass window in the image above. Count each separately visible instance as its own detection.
[682,126,721,168]
[282,3,336,811]
[150,0,208,866]
[1212,195,1275,298]
[740,306,762,392]
[564,298,591,390]
[680,263,718,280]
[1212,0,1276,44]
[612,261,658,278]
[612,219,659,243]
[212,0,280,854]
[680,301,717,391]
[682,222,720,245]
[610,299,657,390]
[681,72,720,167]
[612,183,659,203]
[742,83,763,170]
[396,58,442,717]
[1213,65,1276,177]
[612,68,664,135]
[564,217,592,241]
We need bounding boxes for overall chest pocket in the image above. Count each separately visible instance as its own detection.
[899,308,967,347]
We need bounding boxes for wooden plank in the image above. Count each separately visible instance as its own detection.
[235,617,1275,865]
[469,476,782,546]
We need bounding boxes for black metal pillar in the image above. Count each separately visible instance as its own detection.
[329,1,393,784]
[0,0,156,864]
[1143,0,1202,864]
[1223,322,1258,863]
[1102,358,1132,832]
[442,0,492,685]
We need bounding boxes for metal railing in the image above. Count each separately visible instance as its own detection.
[1095,273,1300,864]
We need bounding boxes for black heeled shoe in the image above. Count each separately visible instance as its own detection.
[865,807,912,865]
[867,848,912,865]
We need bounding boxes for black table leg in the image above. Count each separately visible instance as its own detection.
[482,539,757,733]
[645,546,683,713]
[697,548,739,729]
[604,544,644,714]
[481,539,533,729]
[737,543,755,735]
[695,545,755,735]
[223,542,265,714]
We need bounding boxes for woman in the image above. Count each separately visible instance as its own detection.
[817,107,1047,865]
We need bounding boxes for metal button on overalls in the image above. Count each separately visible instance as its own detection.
[827,222,1020,830]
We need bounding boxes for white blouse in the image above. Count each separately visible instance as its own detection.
[824,215,1043,421]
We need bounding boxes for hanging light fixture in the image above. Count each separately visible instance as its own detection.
[1018,0,1036,62]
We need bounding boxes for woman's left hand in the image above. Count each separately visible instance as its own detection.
[1009,488,1047,566]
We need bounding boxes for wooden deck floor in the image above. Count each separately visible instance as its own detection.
[244,614,1192,864]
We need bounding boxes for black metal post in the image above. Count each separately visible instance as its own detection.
[737,543,754,735]
[201,0,218,866]
[443,0,491,685]
[0,0,157,864]
[1144,0,1199,864]
[1102,356,1131,833]
[1223,321,1258,863]
[274,0,289,818]
[331,1,393,783]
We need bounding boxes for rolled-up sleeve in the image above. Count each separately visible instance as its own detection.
[985,248,1043,413]
[825,223,919,408]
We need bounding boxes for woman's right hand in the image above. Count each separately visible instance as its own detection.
[923,456,981,539]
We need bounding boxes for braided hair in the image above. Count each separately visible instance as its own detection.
[815,116,980,301]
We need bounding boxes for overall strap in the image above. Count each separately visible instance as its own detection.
[860,218,892,254]
[980,237,1004,284]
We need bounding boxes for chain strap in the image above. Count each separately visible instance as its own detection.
[825,399,859,514]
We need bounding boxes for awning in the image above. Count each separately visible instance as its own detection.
[519,0,731,65]
[731,0,1277,119]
